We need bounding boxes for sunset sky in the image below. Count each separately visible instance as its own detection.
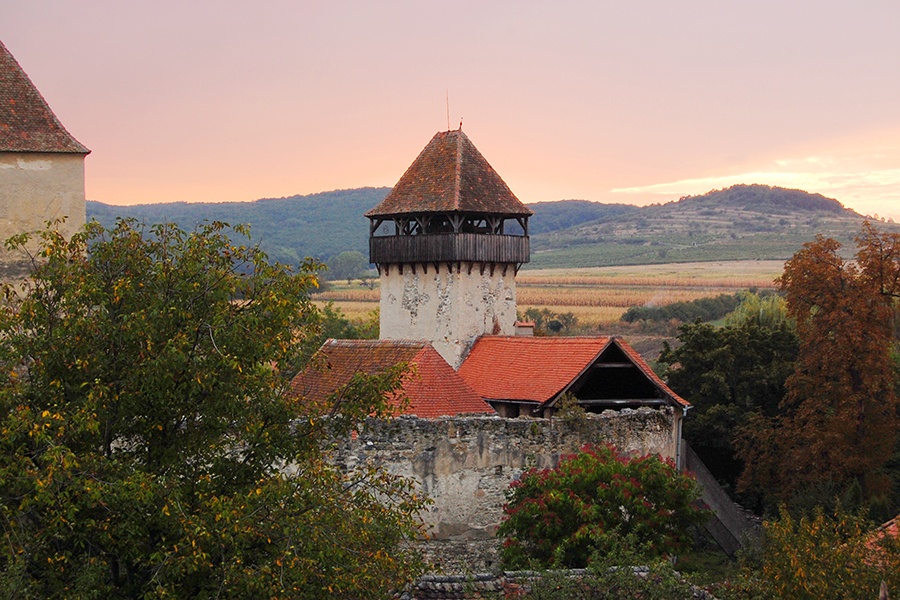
[4,1,900,220]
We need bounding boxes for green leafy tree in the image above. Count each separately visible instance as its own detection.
[498,444,707,569]
[327,250,367,283]
[0,220,426,598]
[658,294,798,500]
[721,505,900,600]
[737,223,900,508]
[296,301,378,364]
[524,540,696,600]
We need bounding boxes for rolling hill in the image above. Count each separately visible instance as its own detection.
[86,184,896,269]
[87,187,389,266]
[527,184,896,268]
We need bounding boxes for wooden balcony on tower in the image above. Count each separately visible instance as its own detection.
[369,232,530,266]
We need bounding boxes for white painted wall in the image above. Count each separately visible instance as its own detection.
[380,262,517,368]
[0,152,86,273]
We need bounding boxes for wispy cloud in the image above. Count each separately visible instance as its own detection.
[611,156,900,220]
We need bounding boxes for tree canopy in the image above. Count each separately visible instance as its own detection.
[0,220,425,598]
[658,293,798,500]
[737,222,900,511]
[497,444,707,569]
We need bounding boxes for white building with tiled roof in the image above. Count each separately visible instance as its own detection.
[0,39,89,276]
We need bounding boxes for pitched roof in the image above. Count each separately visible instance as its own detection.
[365,129,532,218]
[0,40,89,154]
[289,339,493,418]
[458,336,689,408]
[459,336,609,403]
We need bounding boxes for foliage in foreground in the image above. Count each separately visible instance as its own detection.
[524,542,696,600]
[498,444,707,569]
[718,505,900,600]
[0,221,426,598]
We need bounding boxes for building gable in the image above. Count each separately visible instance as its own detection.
[458,336,688,417]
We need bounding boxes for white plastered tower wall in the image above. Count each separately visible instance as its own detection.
[0,39,89,277]
[0,152,86,235]
[379,262,518,369]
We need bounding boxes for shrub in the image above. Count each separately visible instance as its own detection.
[498,444,708,569]
[719,504,900,600]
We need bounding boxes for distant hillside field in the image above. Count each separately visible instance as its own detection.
[527,184,900,268]
[88,183,897,268]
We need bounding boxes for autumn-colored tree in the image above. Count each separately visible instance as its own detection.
[497,444,707,569]
[737,222,900,507]
[0,221,426,598]
[720,504,900,600]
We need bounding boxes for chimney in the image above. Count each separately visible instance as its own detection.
[514,321,535,337]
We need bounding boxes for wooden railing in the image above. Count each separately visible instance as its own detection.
[370,233,529,265]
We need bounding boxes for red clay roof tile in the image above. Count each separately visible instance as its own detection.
[458,336,689,408]
[365,130,532,218]
[0,40,89,154]
[290,339,493,418]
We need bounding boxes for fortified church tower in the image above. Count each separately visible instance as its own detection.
[366,129,532,368]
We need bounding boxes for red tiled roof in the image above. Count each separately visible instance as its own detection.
[459,336,609,403]
[865,514,899,562]
[365,130,532,218]
[289,339,493,418]
[458,336,689,408]
[0,40,89,154]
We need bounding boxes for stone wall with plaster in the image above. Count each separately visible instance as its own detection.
[333,409,678,571]
[0,152,86,276]
[379,263,517,368]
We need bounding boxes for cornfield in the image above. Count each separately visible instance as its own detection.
[516,285,738,308]
[312,261,782,325]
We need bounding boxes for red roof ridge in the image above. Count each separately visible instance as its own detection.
[0,40,90,154]
[324,338,429,348]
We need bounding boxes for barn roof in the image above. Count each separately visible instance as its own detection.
[0,40,89,154]
[289,339,493,418]
[365,129,532,218]
[458,336,689,409]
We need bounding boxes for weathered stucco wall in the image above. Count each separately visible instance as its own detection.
[333,409,678,570]
[0,152,86,276]
[379,263,517,368]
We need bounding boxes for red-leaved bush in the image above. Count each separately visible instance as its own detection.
[498,444,707,568]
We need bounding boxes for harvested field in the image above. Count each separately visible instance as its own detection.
[516,305,626,328]
[312,260,783,333]
[517,286,739,308]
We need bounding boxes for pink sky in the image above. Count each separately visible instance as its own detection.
[4,1,900,220]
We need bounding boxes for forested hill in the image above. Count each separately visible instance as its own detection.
[88,188,390,266]
[87,183,895,268]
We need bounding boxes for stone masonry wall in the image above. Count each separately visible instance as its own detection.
[333,408,678,571]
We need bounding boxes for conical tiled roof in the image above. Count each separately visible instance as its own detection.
[366,129,532,218]
[0,40,89,154]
